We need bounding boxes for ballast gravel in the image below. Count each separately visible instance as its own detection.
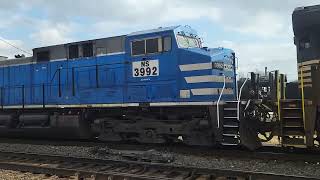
[0,169,74,180]
[0,141,318,178]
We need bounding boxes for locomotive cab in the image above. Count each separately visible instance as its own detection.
[174,26,236,102]
[125,27,176,103]
[293,5,320,146]
[126,26,237,104]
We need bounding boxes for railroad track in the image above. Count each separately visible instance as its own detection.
[0,151,317,180]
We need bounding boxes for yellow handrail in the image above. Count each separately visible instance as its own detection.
[300,68,306,126]
[277,74,281,121]
[283,75,286,100]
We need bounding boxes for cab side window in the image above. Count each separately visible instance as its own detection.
[37,51,50,62]
[163,36,171,52]
[69,45,79,59]
[146,38,159,54]
[82,42,93,57]
[132,40,145,56]
[299,37,311,50]
[131,36,171,56]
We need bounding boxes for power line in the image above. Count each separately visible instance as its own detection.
[0,37,32,56]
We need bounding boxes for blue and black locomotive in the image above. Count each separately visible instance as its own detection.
[0,26,237,146]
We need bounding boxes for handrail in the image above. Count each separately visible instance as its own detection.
[300,67,306,126]
[277,73,281,121]
[50,68,60,84]
[216,75,226,128]
[237,77,249,121]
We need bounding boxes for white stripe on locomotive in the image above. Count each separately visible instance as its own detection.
[184,75,233,84]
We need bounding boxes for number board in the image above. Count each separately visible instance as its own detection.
[212,62,224,70]
[132,60,159,77]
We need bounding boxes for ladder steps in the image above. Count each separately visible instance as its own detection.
[223,125,239,128]
[223,120,239,125]
[282,107,301,110]
[224,108,237,111]
[224,117,238,119]
[282,116,302,119]
[283,126,305,135]
[223,134,238,137]
[221,143,239,146]
[280,99,306,147]
[283,121,304,127]
[281,99,302,103]
[283,125,304,128]
[281,102,301,108]
[223,129,239,135]
[221,101,240,146]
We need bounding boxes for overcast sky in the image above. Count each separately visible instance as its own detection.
[1,0,320,81]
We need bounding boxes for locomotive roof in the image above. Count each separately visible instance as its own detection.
[33,26,179,51]
[128,26,179,36]
[1,25,186,66]
[33,35,126,51]
[292,5,320,36]
[294,4,320,12]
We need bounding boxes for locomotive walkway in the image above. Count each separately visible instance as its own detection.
[0,151,316,180]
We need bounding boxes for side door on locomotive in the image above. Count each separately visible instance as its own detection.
[125,28,177,103]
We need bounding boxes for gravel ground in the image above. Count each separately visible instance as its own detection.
[0,169,74,180]
[0,142,318,178]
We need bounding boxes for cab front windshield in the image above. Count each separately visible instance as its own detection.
[176,34,201,48]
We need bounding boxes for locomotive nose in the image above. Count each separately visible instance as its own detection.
[208,48,235,64]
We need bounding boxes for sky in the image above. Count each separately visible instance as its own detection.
[0,0,320,81]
